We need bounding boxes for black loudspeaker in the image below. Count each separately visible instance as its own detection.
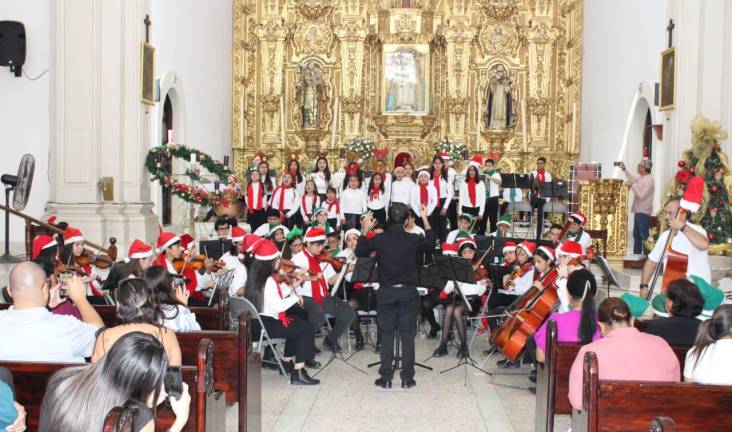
[0,21,26,77]
[654,82,660,107]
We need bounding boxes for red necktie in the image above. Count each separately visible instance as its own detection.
[420,185,428,206]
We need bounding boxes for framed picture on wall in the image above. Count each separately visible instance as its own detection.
[659,47,676,111]
[141,42,156,105]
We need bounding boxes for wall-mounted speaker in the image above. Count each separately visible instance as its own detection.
[0,21,26,77]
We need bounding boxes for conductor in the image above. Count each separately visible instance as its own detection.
[356,203,435,389]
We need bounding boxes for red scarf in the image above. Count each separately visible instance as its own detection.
[272,277,293,328]
[433,174,442,208]
[369,187,381,201]
[81,263,103,297]
[420,184,429,206]
[326,198,340,217]
[301,194,317,217]
[303,250,328,305]
[271,185,291,211]
[247,182,263,213]
[535,168,546,193]
[468,178,477,207]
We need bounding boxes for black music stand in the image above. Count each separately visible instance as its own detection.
[500,173,531,190]
[595,254,620,298]
[199,239,232,260]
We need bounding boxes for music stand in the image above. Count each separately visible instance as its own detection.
[199,239,232,260]
[595,255,620,298]
[539,181,569,215]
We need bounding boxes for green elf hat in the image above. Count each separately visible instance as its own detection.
[313,206,327,217]
[457,213,474,223]
[286,226,304,241]
[496,213,512,227]
[620,292,651,318]
[455,230,472,241]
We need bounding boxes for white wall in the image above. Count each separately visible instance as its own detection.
[0,0,51,245]
[581,0,667,178]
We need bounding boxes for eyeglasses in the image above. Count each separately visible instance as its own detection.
[310,241,326,247]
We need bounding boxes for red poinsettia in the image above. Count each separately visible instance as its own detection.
[675,169,692,184]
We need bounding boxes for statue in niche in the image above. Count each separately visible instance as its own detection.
[485,64,513,130]
[295,61,327,129]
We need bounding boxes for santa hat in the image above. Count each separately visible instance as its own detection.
[126,239,154,262]
[437,152,450,161]
[568,212,586,225]
[502,241,517,254]
[417,170,431,180]
[304,227,326,243]
[441,242,459,256]
[496,213,512,227]
[32,235,57,259]
[680,176,705,213]
[557,241,582,258]
[179,234,194,250]
[536,246,555,262]
[366,232,377,240]
[157,232,181,251]
[47,215,58,225]
[346,162,360,176]
[253,240,280,261]
[231,226,247,243]
[63,227,84,245]
[468,155,484,169]
[457,238,477,252]
[517,241,537,256]
[242,234,264,253]
[344,228,361,240]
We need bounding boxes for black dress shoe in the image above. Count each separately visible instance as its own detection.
[528,386,536,395]
[497,358,521,368]
[280,360,294,375]
[432,344,448,357]
[529,375,537,383]
[305,359,321,369]
[355,337,365,351]
[428,324,440,339]
[401,379,416,389]
[374,377,392,389]
[291,368,320,385]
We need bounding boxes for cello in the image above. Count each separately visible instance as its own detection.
[645,206,689,301]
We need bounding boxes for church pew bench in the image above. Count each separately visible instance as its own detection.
[534,320,691,432]
[571,351,732,432]
[0,338,217,432]
[177,312,261,432]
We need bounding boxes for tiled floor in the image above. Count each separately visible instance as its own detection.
[253,333,572,432]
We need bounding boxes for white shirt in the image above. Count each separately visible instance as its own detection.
[299,194,321,223]
[410,183,438,216]
[648,224,711,283]
[566,229,593,253]
[388,179,413,206]
[331,171,346,194]
[442,280,486,297]
[312,171,330,195]
[269,186,299,217]
[245,182,265,211]
[220,252,248,296]
[0,307,98,363]
[431,171,455,202]
[446,229,461,244]
[366,188,388,211]
[160,304,201,332]
[500,267,535,296]
[684,340,732,385]
[261,277,299,319]
[291,251,328,298]
[458,180,486,214]
[502,188,524,202]
[484,171,502,198]
[340,187,367,215]
[323,199,344,225]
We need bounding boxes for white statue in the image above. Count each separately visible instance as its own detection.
[485,64,513,130]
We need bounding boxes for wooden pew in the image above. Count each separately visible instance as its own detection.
[177,312,261,432]
[535,320,691,432]
[0,339,217,432]
[571,351,732,432]
[649,417,677,432]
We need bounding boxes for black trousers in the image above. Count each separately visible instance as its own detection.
[301,296,356,340]
[485,196,500,234]
[257,315,316,363]
[530,194,546,239]
[344,212,361,230]
[447,198,458,233]
[377,285,418,381]
[431,198,448,243]
[248,209,267,232]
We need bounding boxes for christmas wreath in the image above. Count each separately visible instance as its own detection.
[434,138,466,162]
[344,136,375,161]
[145,143,240,206]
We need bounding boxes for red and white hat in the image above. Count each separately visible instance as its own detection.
[231,226,246,243]
[457,238,477,251]
[568,212,586,225]
[417,170,431,180]
[468,154,484,169]
[304,227,326,243]
[517,241,537,256]
[438,152,450,161]
[557,241,582,258]
[680,176,705,213]
[344,228,361,240]
[441,242,459,256]
[179,234,194,250]
[157,232,181,250]
[47,215,58,225]
[536,245,555,262]
[502,241,517,253]
[253,240,280,261]
[242,234,264,253]
[127,239,154,262]
[32,235,57,259]
[63,227,84,245]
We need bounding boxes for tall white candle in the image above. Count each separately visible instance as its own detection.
[239,95,244,148]
[167,129,175,144]
[476,96,481,147]
[571,103,577,151]
[280,96,286,146]
[331,97,339,147]
[521,99,528,150]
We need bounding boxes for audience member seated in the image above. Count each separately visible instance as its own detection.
[568,297,680,411]
[102,239,156,293]
[534,269,601,363]
[92,279,182,366]
[0,262,103,362]
[39,332,191,432]
[143,266,201,332]
[30,257,82,320]
[0,367,26,432]
[684,304,732,385]
[643,279,704,345]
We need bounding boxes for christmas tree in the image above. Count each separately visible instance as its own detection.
[651,114,732,255]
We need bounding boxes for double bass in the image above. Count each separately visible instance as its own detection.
[489,265,560,362]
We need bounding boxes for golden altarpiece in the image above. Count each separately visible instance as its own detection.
[231,0,627,255]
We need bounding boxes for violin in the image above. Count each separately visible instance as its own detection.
[508,261,533,282]
[75,249,115,269]
[472,258,489,281]
[315,250,346,271]
[278,258,318,277]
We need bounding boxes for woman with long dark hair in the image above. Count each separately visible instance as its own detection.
[288,159,305,195]
[259,161,275,204]
[458,165,485,230]
[92,278,182,366]
[58,227,105,301]
[366,172,388,227]
[39,332,191,432]
[101,239,155,293]
[428,155,453,242]
[142,266,201,332]
[245,169,267,232]
[312,156,332,201]
[684,304,732,384]
[643,279,704,345]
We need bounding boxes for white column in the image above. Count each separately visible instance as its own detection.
[47,0,158,251]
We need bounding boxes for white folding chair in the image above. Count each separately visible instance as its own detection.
[233,297,290,380]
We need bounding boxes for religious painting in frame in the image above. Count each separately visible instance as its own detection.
[659,47,676,111]
[382,44,430,115]
[141,42,156,105]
